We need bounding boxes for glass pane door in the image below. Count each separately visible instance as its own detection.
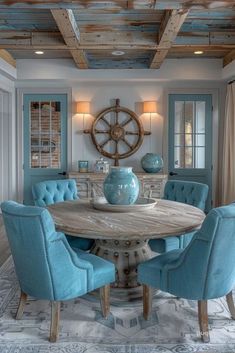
[174,100,206,169]
[168,94,212,211]
[23,94,67,205]
[30,101,61,169]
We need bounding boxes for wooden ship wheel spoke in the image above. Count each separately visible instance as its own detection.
[121,117,133,127]
[94,129,110,134]
[84,98,151,166]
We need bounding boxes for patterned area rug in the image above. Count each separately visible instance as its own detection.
[1,257,235,353]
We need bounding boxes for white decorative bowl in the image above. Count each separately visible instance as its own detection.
[91,197,158,213]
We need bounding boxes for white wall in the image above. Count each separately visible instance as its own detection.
[16,58,223,82]
[15,57,231,203]
[16,58,226,172]
[0,59,17,203]
[222,60,235,81]
[72,82,164,171]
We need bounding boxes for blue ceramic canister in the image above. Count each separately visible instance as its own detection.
[103,167,139,205]
[141,153,163,173]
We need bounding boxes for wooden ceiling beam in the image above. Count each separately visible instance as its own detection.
[2,30,235,48]
[171,45,235,52]
[223,49,235,67]
[2,44,235,52]
[1,30,235,52]
[0,1,234,10]
[51,9,88,69]
[1,40,235,52]
[0,49,16,67]
[150,9,189,69]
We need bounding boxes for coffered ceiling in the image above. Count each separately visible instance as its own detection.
[0,1,235,69]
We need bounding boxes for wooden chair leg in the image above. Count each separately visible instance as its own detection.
[15,290,27,320]
[143,284,152,320]
[226,291,235,319]
[100,284,110,319]
[49,301,60,343]
[198,300,210,343]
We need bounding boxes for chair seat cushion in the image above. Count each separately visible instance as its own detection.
[138,249,183,288]
[66,235,94,251]
[149,237,180,253]
[149,231,196,254]
[74,249,115,290]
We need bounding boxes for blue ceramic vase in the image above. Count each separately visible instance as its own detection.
[141,153,163,173]
[103,167,139,205]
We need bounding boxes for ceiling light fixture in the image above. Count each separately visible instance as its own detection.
[35,51,44,55]
[111,50,125,56]
[194,51,204,55]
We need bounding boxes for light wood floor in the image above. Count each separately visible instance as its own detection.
[0,215,11,267]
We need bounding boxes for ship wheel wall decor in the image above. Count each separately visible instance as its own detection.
[84,99,151,166]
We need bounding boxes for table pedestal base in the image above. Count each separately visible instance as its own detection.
[91,239,154,288]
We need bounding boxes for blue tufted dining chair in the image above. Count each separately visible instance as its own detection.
[32,179,94,251]
[149,180,208,253]
[138,203,235,342]
[1,201,115,342]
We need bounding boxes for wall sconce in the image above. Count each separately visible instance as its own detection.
[76,101,90,130]
[76,101,92,134]
[143,101,157,151]
[143,101,157,115]
[76,101,90,115]
[76,101,91,160]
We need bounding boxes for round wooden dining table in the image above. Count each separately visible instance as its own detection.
[47,199,205,289]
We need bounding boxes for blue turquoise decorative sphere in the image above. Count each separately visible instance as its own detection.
[141,153,163,173]
[103,167,139,205]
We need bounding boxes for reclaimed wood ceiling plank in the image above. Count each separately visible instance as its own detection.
[73,10,164,24]
[187,8,235,19]
[0,4,234,68]
[0,1,234,10]
[0,8,58,30]
[80,31,157,45]
[175,31,235,46]
[8,48,72,59]
[0,30,67,49]
[169,46,231,58]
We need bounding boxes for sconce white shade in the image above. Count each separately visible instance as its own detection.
[143,101,157,114]
[76,101,90,114]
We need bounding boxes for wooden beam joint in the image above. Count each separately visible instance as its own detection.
[150,9,189,69]
[223,49,235,67]
[51,9,88,69]
[0,49,16,67]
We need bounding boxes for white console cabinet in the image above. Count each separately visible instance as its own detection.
[68,172,168,199]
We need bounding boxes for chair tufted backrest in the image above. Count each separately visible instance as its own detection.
[1,201,93,301]
[167,204,235,300]
[32,179,78,207]
[163,180,209,211]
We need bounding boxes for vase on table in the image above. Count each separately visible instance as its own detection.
[141,153,163,173]
[103,167,139,205]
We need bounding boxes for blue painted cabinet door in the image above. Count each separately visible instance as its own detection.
[23,94,67,205]
[168,94,212,211]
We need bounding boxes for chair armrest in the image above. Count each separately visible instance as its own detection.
[165,231,209,272]
[50,232,93,273]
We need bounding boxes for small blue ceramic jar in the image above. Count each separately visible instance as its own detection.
[141,153,163,173]
[103,167,139,205]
